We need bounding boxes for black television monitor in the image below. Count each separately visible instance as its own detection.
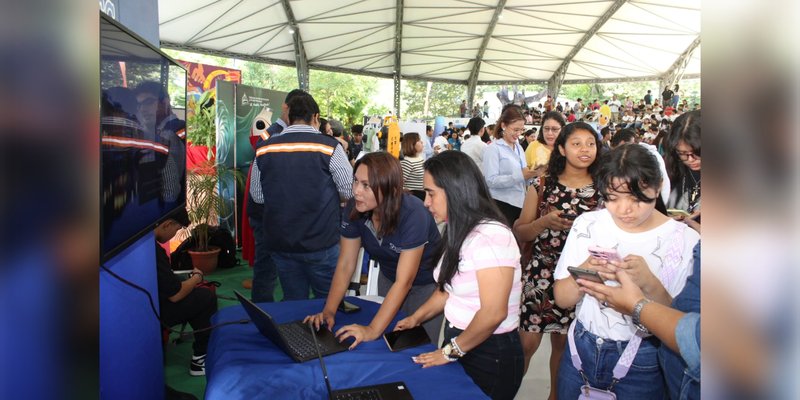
[100,13,187,261]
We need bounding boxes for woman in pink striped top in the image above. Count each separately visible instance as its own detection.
[394,151,524,400]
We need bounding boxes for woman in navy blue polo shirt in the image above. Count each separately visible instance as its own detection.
[305,152,443,348]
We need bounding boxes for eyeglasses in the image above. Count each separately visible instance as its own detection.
[676,151,699,161]
[542,126,561,133]
[506,127,525,134]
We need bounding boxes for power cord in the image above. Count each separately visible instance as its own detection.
[100,264,250,338]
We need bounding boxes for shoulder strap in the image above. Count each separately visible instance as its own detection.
[568,321,643,386]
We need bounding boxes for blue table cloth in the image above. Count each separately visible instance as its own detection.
[206,296,488,399]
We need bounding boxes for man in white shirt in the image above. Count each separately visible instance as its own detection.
[609,94,622,123]
[433,130,450,154]
[422,124,434,159]
[461,117,488,173]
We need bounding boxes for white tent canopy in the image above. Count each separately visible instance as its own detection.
[159,0,700,104]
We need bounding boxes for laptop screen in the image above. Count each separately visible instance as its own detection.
[234,290,289,350]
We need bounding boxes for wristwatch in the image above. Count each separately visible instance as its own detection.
[631,298,653,334]
[441,337,466,362]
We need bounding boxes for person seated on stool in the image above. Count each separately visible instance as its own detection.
[154,210,218,376]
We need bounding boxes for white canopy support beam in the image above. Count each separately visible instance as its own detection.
[280,0,309,91]
[660,36,701,92]
[393,0,404,118]
[546,0,628,101]
[467,0,508,107]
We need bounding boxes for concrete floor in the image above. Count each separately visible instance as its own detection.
[515,337,553,399]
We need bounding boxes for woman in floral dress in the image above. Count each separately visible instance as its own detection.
[512,122,603,400]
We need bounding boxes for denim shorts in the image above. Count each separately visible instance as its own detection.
[557,320,665,399]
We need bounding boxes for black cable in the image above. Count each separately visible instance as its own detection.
[101,264,250,336]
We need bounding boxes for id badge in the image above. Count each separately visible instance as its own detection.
[579,385,617,400]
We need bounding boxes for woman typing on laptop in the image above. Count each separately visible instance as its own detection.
[305,152,443,349]
[394,151,524,400]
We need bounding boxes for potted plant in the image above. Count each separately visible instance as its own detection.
[185,160,243,274]
[184,90,243,274]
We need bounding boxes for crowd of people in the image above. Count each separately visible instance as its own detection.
[153,86,700,399]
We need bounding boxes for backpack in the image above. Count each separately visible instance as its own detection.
[170,226,239,270]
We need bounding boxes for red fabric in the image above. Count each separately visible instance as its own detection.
[240,163,255,267]
[187,144,215,170]
[240,135,261,267]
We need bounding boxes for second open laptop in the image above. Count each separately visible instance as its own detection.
[309,322,414,400]
[234,290,349,362]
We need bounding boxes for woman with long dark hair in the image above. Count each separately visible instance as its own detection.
[524,111,565,176]
[483,105,537,225]
[663,110,700,232]
[513,122,603,399]
[305,152,443,347]
[395,151,524,400]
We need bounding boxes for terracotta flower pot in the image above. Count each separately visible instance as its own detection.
[188,246,221,275]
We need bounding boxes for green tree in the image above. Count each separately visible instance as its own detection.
[309,70,380,126]
[403,80,466,119]
[239,62,297,92]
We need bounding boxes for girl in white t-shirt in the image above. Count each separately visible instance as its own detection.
[553,144,699,399]
[396,151,524,400]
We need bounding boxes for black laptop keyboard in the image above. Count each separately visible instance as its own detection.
[278,323,331,359]
[333,389,382,400]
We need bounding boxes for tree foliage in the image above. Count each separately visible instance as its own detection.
[402,80,466,119]
[308,70,381,126]
[162,49,701,123]
[558,79,701,106]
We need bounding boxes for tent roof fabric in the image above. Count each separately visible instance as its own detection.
[159,0,700,85]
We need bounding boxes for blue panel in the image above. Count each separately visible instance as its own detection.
[100,232,163,400]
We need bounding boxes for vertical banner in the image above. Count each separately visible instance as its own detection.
[234,85,287,246]
[215,81,238,240]
[234,84,288,167]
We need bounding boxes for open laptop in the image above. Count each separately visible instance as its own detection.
[310,322,414,400]
[234,290,349,362]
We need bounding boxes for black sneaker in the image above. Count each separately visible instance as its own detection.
[189,354,206,376]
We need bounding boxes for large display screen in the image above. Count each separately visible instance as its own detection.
[100,13,187,261]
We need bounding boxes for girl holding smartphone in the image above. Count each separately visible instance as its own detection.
[553,144,700,399]
[512,122,603,399]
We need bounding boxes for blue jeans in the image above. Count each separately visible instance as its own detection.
[557,320,666,400]
[249,213,278,303]
[271,244,339,301]
[444,323,524,400]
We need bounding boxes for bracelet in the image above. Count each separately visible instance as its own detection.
[631,298,653,334]
[450,337,466,357]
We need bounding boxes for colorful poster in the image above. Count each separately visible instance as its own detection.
[177,60,241,119]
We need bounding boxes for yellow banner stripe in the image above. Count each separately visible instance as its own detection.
[256,142,334,157]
